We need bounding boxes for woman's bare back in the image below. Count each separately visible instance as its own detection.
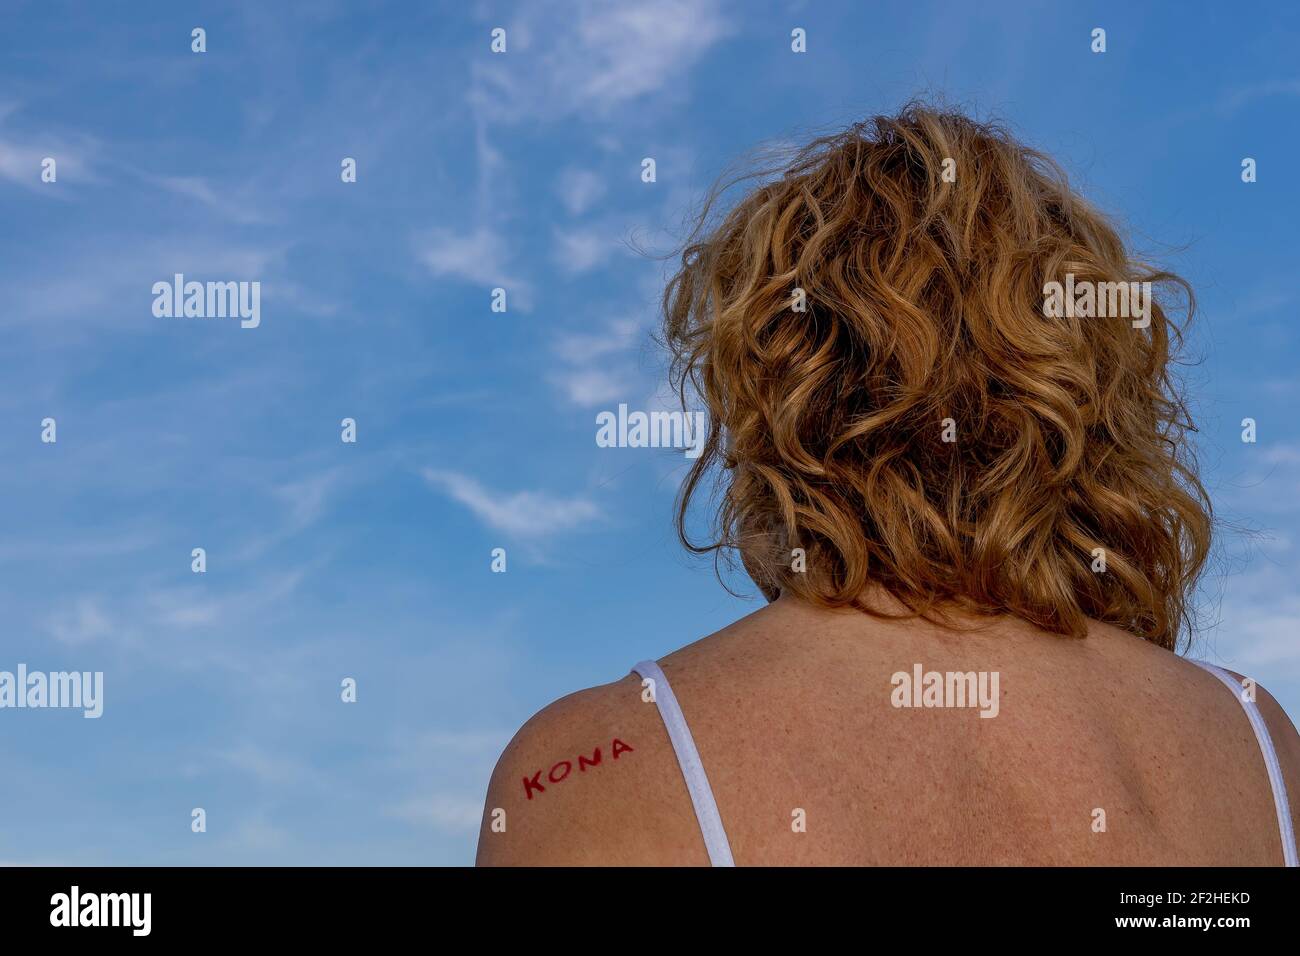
[477,594,1300,866]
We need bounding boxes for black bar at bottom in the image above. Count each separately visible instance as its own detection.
[0,866,1290,941]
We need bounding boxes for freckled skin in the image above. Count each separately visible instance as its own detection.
[476,591,1300,866]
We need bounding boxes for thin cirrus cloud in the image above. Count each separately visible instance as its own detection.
[565,0,731,109]
[0,103,99,192]
[555,166,607,216]
[551,318,641,365]
[553,224,622,275]
[39,569,310,662]
[5,235,284,334]
[551,367,631,409]
[416,225,534,311]
[469,0,731,122]
[421,468,602,537]
[43,596,116,647]
[548,317,646,408]
[150,174,270,226]
[1214,77,1300,115]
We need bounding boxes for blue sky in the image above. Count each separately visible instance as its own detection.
[1,0,1298,865]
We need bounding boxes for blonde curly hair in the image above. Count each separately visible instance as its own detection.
[662,103,1211,649]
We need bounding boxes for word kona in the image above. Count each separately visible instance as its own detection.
[523,738,634,799]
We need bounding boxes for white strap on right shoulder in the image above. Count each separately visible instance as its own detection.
[1189,659,1298,866]
[632,660,735,867]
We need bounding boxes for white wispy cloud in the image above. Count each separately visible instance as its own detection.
[553,318,640,363]
[470,0,731,121]
[44,596,115,646]
[548,318,645,407]
[150,174,268,225]
[0,530,159,564]
[0,104,100,192]
[555,166,607,216]
[40,569,309,655]
[1215,78,1300,115]
[553,225,622,275]
[416,225,533,310]
[234,466,353,561]
[421,468,601,536]
[552,367,630,407]
[4,236,285,334]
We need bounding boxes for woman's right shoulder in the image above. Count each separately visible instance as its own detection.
[474,667,709,866]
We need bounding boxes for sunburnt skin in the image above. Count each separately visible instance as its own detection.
[522,738,635,800]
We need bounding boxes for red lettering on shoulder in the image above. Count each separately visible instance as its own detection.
[523,740,633,800]
[522,770,545,800]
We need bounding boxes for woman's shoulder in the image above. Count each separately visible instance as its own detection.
[473,666,707,865]
[472,598,888,865]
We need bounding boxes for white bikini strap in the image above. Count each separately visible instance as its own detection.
[632,660,735,867]
[1189,659,1298,866]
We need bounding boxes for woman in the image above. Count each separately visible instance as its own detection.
[476,104,1299,866]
